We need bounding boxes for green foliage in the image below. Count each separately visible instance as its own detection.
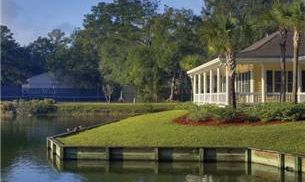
[184,103,305,122]
[186,105,214,122]
[1,26,30,85]
[212,106,240,122]
[0,101,17,115]
[83,1,207,101]
[185,104,240,123]
[16,99,57,116]
[246,103,305,122]
[5,99,58,116]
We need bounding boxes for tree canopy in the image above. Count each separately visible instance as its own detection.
[2,0,302,102]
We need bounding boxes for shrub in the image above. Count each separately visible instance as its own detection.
[186,105,211,122]
[0,101,17,114]
[211,106,240,123]
[185,102,305,123]
[185,104,240,122]
[251,102,305,122]
[16,99,57,116]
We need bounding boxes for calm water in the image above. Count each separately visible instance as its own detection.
[1,115,304,182]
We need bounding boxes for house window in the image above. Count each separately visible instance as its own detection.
[287,71,293,92]
[274,71,281,92]
[244,72,250,93]
[266,71,273,93]
[266,70,293,93]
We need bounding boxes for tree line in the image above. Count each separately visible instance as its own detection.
[1,0,304,103]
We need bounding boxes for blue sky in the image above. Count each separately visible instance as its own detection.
[1,0,203,46]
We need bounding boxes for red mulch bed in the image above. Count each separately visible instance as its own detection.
[175,117,285,126]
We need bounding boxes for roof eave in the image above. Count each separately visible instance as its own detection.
[187,57,224,75]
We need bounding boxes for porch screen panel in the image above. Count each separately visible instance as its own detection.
[236,72,250,93]
[195,74,199,94]
[214,75,217,93]
[201,73,204,93]
[267,71,273,93]
[244,72,250,93]
[222,75,226,92]
[207,76,210,93]
[274,71,281,92]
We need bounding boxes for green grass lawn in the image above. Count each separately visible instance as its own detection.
[58,110,305,154]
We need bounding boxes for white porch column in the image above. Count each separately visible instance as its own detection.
[193,74,197,102]
[198,74,202,94]
[298,65,302,102]
[225,66,229,105]
[198,73,202,103]
[203,72,207,103]
[261,64,266,103]
[250,66,255,103]
[217,67,221,103]
[210,70,213,103]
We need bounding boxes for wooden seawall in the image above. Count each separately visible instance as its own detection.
[47,137,304,173]
[47,123,305,174]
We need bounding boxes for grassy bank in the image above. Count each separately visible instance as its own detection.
[1,100,179,116]
[56,102,179,115]
[58,110,305,154]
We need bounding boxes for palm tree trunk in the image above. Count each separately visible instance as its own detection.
[292,29,301,104]
[279,28,288,102]
[226,51,237,109]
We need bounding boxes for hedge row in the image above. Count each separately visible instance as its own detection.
[1,99,57,116]
[181,102,305,122]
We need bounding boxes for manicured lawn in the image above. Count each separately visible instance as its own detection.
[58,110,305,154]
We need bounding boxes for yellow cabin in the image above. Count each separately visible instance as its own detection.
[187,31,305,105]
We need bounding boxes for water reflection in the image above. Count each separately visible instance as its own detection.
[48,152,304,182]
[1,115,126,182]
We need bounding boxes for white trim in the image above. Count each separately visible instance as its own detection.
[198,74,202,94]
[209,70,213,103]
[261,64,266,103]
[250,67,254,103]
[187,57,222,75]
[225,66,229,105]
[217,67,220,103]
[237,57,305,64]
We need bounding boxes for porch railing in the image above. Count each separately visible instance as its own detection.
[194,93,226,105]
[194,92,305,105]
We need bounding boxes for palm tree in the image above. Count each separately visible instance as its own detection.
[286,0,305,104]
[203,13,248,109]
[269,1,290,102]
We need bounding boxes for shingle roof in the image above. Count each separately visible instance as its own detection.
[237,31,305,59]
